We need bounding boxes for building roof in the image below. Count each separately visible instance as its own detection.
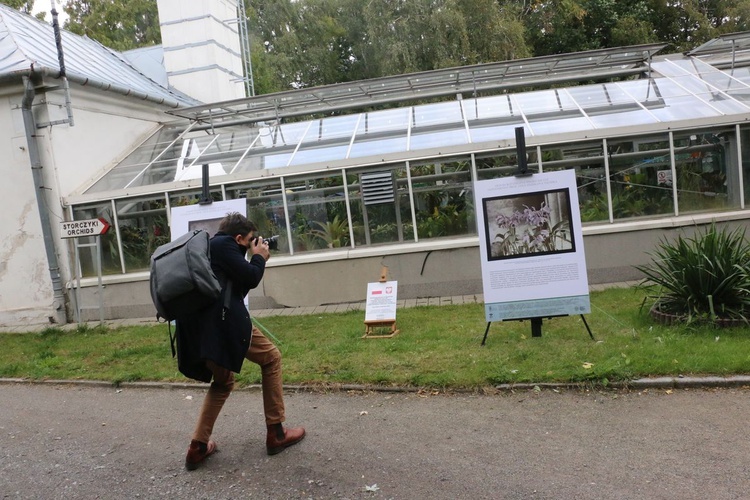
[122,45,168,88]
[54,27,750,202]
[0,4,196,107]
[168,44,667,125]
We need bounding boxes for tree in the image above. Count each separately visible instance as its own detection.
[63,0,160,51]
[249,0,355,90]
[0,0,35,14]
[247,0,531,92]
[522,0,750,55]
[461,0,530,62]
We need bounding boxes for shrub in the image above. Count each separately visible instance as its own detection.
[636,224,750,325]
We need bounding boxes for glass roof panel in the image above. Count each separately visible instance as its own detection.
[408,101,468,149]
[81,43,750,198]
[468,119,525,143]
[348,135,407,158]
[648,95,720,120]
[618,79,663,103]
[228,142,267,174]
[726,66,750,82]
[347,107,410,158]
[567,84,633,109]
[665,74,719,94]
[687,31,750,56]
[512,89,578,116]
[412,101,463,127]
[355,108,410,135]
[299,114,359,143]
[463,95,513,120]
[410,127,469,150]
[655,58,702,76]
[697,71,748,91]
[288,144,351,166]
[261,151,295,169]
[286,115,360,166]
[469,117,524,144]
[697,92,750,114]
[83,123,189,192]
[166,44,666,123]
[257,121,310,148]
[527,115,591,137]
[587,109,658,127]
[86,163,149,192]
[650,78,694,97]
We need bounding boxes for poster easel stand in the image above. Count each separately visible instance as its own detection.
[363,266,400,339]
[481,315,595,345]
[480,127,595,346]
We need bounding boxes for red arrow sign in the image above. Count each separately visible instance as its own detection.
[60,218,111,238]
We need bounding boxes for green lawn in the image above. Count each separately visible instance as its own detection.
[1,287,749,389]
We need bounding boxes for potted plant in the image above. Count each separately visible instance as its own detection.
[636,224,750,326]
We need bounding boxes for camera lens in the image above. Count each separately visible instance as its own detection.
[253,235,279,251]
[267,235,279,251]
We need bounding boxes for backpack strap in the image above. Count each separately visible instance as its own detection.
[155,312,177,358]
[168,321,176,358]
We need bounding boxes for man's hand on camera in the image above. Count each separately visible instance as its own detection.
[251,236,271,261]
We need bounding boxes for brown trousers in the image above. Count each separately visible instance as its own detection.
[192,326,284,443]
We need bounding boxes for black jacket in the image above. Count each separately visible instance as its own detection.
[175,232,266,382]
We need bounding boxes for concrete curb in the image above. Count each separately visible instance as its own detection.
[2,376,750,393]
[495,375,750,391]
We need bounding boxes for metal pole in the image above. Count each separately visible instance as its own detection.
[96,237,104,326]
[74,239,81,325]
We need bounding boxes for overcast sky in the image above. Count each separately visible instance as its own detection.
[32,0,68,25]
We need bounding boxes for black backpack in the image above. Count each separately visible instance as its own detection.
[149,230,222,352]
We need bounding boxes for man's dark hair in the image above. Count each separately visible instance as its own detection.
[218,212,257,237]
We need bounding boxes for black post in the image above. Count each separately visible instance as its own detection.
[198,164,212,205]
[531,317,543,337]
[515,126,530,177]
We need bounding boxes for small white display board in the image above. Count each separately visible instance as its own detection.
[364,280,398,322]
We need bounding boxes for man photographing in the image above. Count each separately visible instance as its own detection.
[176,212,305,470]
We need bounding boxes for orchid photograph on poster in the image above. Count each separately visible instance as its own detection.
[483,188,575,261]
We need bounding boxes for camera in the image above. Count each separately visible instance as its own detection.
[253,235,280,251]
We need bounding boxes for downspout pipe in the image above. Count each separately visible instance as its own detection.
[21,75,67,324]
[50,1,74,126]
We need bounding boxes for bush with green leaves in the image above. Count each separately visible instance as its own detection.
[636,224,750,325]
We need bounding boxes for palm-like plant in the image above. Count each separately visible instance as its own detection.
[309,215,350,248]
[636,224,750,324]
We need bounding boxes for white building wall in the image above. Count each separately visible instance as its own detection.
[0,91,53,326]
[0,83,173,327]
[157,0,245,103]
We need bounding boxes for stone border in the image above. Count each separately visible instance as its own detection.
[3,375,750,393]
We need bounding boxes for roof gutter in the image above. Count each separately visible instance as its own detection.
[0,66,185,109]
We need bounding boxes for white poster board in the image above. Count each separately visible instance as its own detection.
[170,199,247,241]
[170,199,249,308]
[365,281,398,322]
[473,169,590,322]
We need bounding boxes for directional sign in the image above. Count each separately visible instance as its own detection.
[60,218,111,239]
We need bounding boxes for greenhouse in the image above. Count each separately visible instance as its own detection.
[63,34,750,312]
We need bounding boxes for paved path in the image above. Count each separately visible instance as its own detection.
[1,382,749,499]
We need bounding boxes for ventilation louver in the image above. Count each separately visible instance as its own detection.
[360,171,395,206]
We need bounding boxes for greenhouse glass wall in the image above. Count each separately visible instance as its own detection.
[63,40,750,312]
